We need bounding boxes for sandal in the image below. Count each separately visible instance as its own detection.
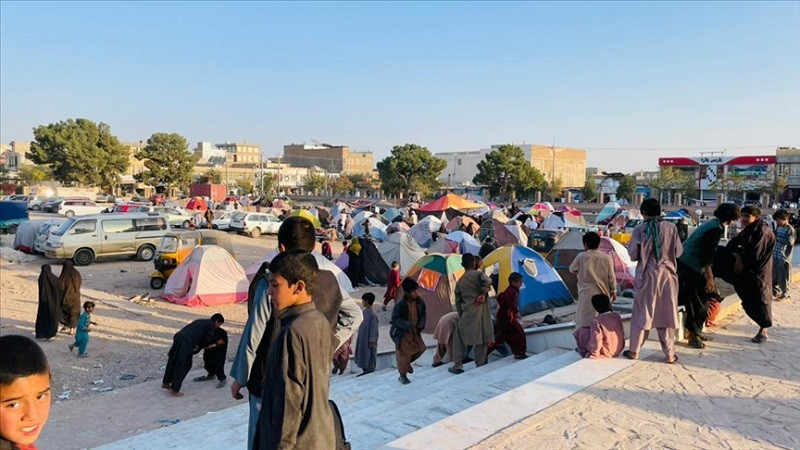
[623,350,637,360]
[667,355,679,364]
[751,334,768,344]
[688,339,705,349]
[448,367,464,375]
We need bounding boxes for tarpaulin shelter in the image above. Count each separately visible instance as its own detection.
[162,246,248,307]
[185,197,208,211]
[290,209,321,228]
[446,215,478,232]
[427,231,481,255]
[13,219,56,254]
[482,245,573,315]
[386,221,410,234]
[546,230,636,298]
[399,253,465,333]
[492,220,528,246]
[408,215,443,247]
[246,249,354,292]
[378,232,426,276]
[353,217,388,241]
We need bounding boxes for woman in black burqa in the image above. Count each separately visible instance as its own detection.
[59,260,83,335]
[35,264,63,340]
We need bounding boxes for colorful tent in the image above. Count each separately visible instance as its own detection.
[408,215,443,247]
[530,202,554,213]
[399,253,465,333]
[492,220,528,246]
[185,197,208,211]
[427,231,480,255]
[417,193,484,212]
[290,209,321,228]
[446,215,478,232]
[546,230,636,299]
[162,246,248,307]
[353,217,388,241]
[378,232,426,276]
[482,245,573,315]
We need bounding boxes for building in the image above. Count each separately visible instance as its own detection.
[194,142,227,163]
[776,146,800,201]
[437,143,587,188]
[658,153,776,201]
[216,142,261,164]
[283,142,373,175]
[2,141,32,172]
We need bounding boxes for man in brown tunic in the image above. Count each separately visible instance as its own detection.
[450,253,493,374]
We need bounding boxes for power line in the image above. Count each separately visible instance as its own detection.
[570,145,779,152]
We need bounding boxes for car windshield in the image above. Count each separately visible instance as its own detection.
[158,236,178,253]
[52,218,76,236]
[233,212,247,220]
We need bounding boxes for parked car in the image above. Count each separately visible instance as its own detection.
[42,197,91,213]
[211,210,237,231]
[28,197,51,210]
[34,220,65,254]
[58,200,107,217]
[113,202,150,213]
[229,212,282,237]
[137,206,192,228]
[45,212,171,265]
[3,194,33,203]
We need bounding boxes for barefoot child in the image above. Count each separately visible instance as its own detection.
[69,301,97,357]
[354,293,379,376]
[0,335,52,450]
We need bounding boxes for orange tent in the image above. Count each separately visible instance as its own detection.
[417,193,484,211]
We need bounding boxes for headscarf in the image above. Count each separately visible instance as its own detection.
[36,264,63,339]
[644,217,662,259]
[349,237,362,255]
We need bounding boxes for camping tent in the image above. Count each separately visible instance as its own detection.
[245,249,354,292]
[492,220,528,246]
[446,215,478,232]
[427,231,480,255]
[546,230,636,298]
[417,193,484,212]
[162,246,248,307]
[596,202,623,225]
[399,253,465,333]
[378,232,426,276]
[408,215,443,247]
[289,209,321,228]
[336,239,389,286]
[386,221,410,234]
[186,197,208,211]
[353,217,388,241]
[540,214,566,230]
[482,245,573,315]
[352,210,374,224]
[382,208,404,222]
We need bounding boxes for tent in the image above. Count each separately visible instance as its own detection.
[427,231,480,255]
[446,215,478,232]
[482,245,573,315]
[530,202,554,213]
[399,253,465,333]
[336,239,389,286]
[559,207,588,227]
[378,232,426,276]
[492,220,528,246]
[382,207,404,222]
[161,246,249,307]
[477,210,509,242]
[408,215,443,247]
[596,202,623,225]
[185,197,208,211]
[330,202,351,218]
[540,214,566,230]
[546,230,636,299]
[352,210,374,223]
[245,249,354,292]
[290,209,321,228]
[353,217,388,241]
[417,193,484,212]
[386,221,410,234]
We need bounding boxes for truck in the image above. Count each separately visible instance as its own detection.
[190,183,227,203]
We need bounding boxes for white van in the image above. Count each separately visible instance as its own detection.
[45,212,171,265]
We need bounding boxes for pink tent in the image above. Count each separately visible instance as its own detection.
[161,246,248,307]
[598,236,636,289]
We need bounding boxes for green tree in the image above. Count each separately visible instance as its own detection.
[28,118,129,191]
[134,133,198,190]
[347,173,367,187]
[473,144,546,201]
[650,167,697,201]
[199,169,222,184]
[0,166,9,184]
[261,174,276,195]
[16,165,49,186]
[376,144,447,199]
[332,175,354,195]
[303,172,327,194]
[580,178,597,203]
[546,176,565,202]
[237,178,254,194]
[616,175,637,202]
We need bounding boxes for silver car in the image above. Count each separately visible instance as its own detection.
[229,212,281,238]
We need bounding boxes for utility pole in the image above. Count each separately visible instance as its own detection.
[276,154,281,197]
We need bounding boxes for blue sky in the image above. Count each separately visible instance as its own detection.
[1,1,798,172]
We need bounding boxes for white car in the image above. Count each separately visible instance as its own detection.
[137,206,192,228]
[211,211,237,231]
[229,212,281,238]
[58,200,106,217]
[34,220,65,254]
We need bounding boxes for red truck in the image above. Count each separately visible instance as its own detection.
[190,183,227,203]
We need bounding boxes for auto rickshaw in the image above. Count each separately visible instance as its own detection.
[149,229,235,289]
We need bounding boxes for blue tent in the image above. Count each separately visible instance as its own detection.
[382,207,404,222]
[482,245,574,315]
[353,217,389,242]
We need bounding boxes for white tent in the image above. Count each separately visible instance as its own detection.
[245,250,355,293]
[161,246,249,307]
[377,232,426,276]
[408,215,443,247]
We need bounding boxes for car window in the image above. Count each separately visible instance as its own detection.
[166,208,178,215]
[71,219,97,235]
[135,217,167,231]
[102,219,135,234]
[233,212,247,220]
[268,215,279,222]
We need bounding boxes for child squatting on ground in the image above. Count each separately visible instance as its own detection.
[68,301,97,357]
[0,335,52,450]
[575,294,625,358]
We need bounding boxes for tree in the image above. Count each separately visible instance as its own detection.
[650,167,697,202]
[16,165,49,186]
[346,173,367,186]
[472,144,546,201]
[134,133,198,191]
[28,118,129,191]
[237,178,254,194]
[331,175,354,195]
[580,178,597,203]
[199,169,222,184]
[303,172,327,194]
[376,144,447,199]
[546,176,565,202]
[616,175,637,202]
[262,174,276,196]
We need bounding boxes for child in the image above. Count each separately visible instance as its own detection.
[489,272,528,359]
[383,262,402,311]
[772,209,795,300]
[354,293,379,376]
[193,326,228,388]
[431,311,459,367]
[0,335,52,449]
[390,278,427,384]
[580,294,625,359]
[569,232,616,353]
[331,336,352,375]
[69,301,97,357]
[258,250,334,449]
[162,314,225,397]
[320,239,333,261]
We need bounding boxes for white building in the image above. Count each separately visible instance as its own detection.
[194,142,226,163]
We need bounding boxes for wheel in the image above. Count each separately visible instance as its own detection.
[136,245,156,261]
[73,248,95,266]
[150,277,165,290]
[182,220,190,228]
[250,227,261,238]
[65,210,75,218]
[32,205,41,211]
[212,224,219,230]
[7,224,18,234]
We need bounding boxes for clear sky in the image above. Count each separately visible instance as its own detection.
[1,1,798,172]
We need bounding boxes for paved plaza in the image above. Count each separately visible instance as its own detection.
[474,285,800,450]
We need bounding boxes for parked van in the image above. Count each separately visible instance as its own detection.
[58,200,106,217]
[44,213,171,266]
